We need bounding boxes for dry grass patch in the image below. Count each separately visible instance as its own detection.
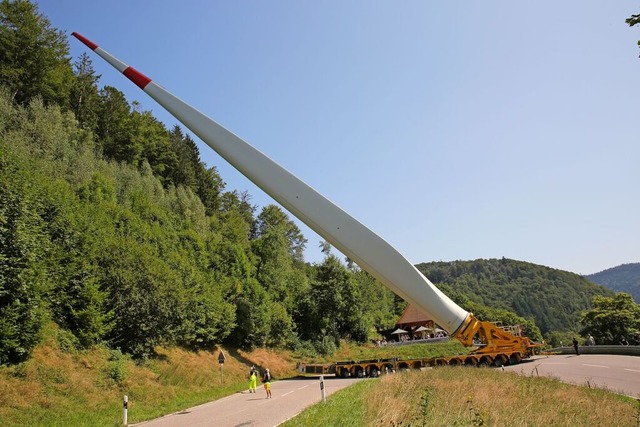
[0,333,122,425]
[364,367,637,426]
[0,328,301,426]
[238,347,298,379]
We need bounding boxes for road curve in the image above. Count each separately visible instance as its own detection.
[502,354,640,397]
[133,355,639,427]
[131,377,363,427]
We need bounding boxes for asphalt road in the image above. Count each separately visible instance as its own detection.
[132,355,639,427]
[131,377,363,427]
[502,354,640,397]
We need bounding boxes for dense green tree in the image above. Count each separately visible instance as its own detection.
[251,205,311,346]
[0,0,73,106]
[0,148,47,364]
[129,109,176,185]
[254,205,306,262]
[168,125,198,189]
[580,293,640,345]
[168,126,225,215]
[39,180,110,349]
[230,278,272,349]
[352,269,402,335]
[96,86,133,160]
[195,164,225,215]
[253,206,305,303]
[221,190,255,234]
[94,224,181,358]
[69,52,100,131]
[170,255,236,350]
[303,255,367,343]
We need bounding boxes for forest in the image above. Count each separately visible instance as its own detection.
[1,1,637,367]
[416,259,613,335]
[586,263,640,303]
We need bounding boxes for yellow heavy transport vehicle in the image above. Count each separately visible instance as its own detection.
[300,322,542,378]
[73,32,542,379]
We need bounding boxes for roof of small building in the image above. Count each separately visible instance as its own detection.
[395,304,435,328]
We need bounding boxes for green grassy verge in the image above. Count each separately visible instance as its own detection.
[281,379,379,427]
[282,367,639,427]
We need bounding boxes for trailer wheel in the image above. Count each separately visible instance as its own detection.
[340,369,350,378]
[478,358,491,368]
[509,353,522,365]
[356,368,364,378]
[494,357,504,367]
[370,368,380,378]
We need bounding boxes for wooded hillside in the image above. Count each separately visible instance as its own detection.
[416,259,614,334]
[586,263,640,303]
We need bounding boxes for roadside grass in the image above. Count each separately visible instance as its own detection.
[281,379,378,427]
[282,367,638,427]
[0,332,464,426]
[2,329,635,427]
[0,326,297,426]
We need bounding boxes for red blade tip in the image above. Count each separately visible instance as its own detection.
[72,32,98,51]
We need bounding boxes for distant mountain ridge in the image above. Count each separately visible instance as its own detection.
[415,258,614,334]
[585,263,640,303]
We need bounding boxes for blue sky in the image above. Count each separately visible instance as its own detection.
[37,1,639,275]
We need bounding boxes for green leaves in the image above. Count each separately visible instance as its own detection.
[0,0,73,107]
[626,13,640,56]
[0,140,49,364]
[580,293,640,344]
[626,14,640,27]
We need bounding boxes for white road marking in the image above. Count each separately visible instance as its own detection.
[624,368,640,373]
[540,363,568,365]
[582,364,609,368]
[297,384,311,390]
[281,391,294,397]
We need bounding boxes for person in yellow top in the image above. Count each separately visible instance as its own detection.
[262,368,272,399]
[248,366,257,393]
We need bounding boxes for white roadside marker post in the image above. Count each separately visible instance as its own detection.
[320,376,326,403]
[218,351,226,386]
[123,395,128,426]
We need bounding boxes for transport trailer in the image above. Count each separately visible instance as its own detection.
[299,346,535,378]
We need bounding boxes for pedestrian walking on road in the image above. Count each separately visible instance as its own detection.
[572,337,579,355]
[262,368,272,399]
[248,366,257,393]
